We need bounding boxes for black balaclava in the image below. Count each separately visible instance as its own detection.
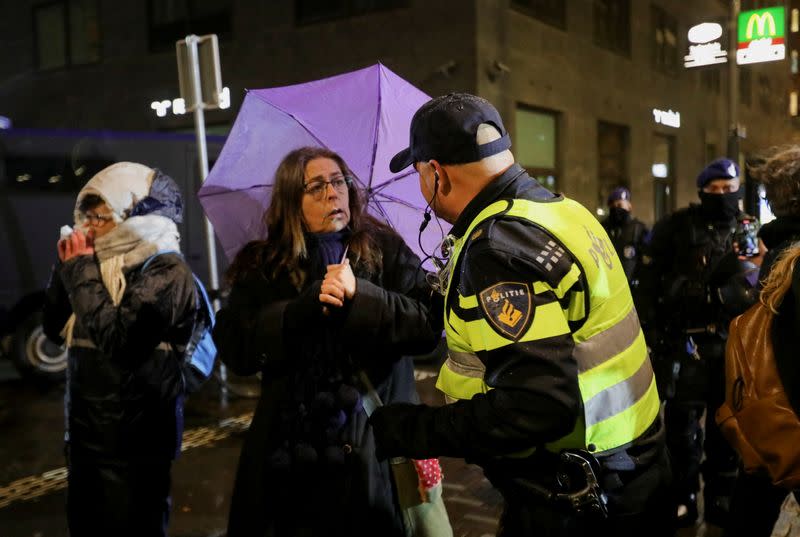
[699,191,740,221]
[608,206,631,225]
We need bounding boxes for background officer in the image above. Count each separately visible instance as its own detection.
[369,93,672,537]
[637,157,758,528]
[601,186,650,287]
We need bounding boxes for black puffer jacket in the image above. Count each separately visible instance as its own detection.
[214,229,440,537]
[43,253,196,460]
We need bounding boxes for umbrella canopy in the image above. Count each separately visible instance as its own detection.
[198,63,450,263]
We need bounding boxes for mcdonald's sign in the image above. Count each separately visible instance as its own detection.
[737,6,786,65]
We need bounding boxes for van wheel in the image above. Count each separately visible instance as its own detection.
[12,311,67,382]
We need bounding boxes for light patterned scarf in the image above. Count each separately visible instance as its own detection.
[61,214,181,346]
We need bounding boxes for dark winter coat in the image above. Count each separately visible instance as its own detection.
[214,228,441,537]
[43,253,196,461]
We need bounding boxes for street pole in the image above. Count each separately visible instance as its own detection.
[184,35,228,402]
[728,0,741,159]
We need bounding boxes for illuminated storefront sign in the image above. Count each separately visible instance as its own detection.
[685,22,727,68]
[737,6,786,65]
[653,108,681,128]
[150,87,231,117]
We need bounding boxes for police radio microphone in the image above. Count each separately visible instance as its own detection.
[419,210,432,232]
[419,170,439,233]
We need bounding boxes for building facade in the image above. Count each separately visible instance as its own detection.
[1,0,798,223]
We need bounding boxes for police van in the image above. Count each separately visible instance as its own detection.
[0,129,226,382]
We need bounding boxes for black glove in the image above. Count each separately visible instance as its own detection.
[369,403,430,461]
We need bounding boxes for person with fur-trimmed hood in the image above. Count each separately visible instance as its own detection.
[42,162,197,537]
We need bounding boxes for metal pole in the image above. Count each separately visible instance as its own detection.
[185,35,228,401]
[728,0,741,159]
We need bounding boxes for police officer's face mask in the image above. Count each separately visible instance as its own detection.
[699,191,740,221]
[608,206,631,224]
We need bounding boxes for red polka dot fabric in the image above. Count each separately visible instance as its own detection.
[412,458,443,501]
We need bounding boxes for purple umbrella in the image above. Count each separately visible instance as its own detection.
[198,63,450,264]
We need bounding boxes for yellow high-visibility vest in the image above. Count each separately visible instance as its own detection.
[436,197,660,454]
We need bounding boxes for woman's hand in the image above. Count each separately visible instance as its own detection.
[319,259,356,308]
[57,230,95,262]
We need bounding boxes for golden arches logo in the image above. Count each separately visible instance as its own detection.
[746,12,777,39]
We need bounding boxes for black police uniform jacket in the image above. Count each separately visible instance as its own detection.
[42,253,196,461]
[370,165,666,519]
[601,215,649,282]
[213,228,441,537]
[637,203,739,335]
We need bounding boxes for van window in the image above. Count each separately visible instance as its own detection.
[2,155,114,193]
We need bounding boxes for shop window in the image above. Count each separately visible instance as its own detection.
[597,121,630,213]
[34,0,100,70]
[295,0,408,25]
[701,67,721,94]
[516,106,559,192]
[511,0,566,29]
[652,4,678,75]
[653,133,675,221]
[148,0,232,52]
[594,0,630,56]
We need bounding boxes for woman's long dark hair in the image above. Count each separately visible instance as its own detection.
[226,147,394,289]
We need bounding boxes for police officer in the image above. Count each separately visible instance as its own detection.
[601,187,649,285]
[369,93,672,537]
[638,157,754,528]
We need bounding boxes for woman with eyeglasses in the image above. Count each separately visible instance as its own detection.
[213,147,444,537]
[42,163,195,537]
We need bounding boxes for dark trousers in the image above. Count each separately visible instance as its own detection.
[496,449,675,537]
[66,447,173,537]
[724,470,795,537]
[663,339,738,513]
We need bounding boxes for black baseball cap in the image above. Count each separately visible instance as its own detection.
[389,93,512,173]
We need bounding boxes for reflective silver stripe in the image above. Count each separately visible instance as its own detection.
[574,307,641,373]
[444,350,485,379]
[70,338,172,352]
[583,355,655,427]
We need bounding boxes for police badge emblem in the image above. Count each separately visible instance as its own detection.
[478,282,533,340]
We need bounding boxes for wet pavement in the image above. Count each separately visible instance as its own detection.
[0,360,723,536]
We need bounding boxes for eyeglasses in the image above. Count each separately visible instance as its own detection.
[78,212,115,227]
[303,175,353,200]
